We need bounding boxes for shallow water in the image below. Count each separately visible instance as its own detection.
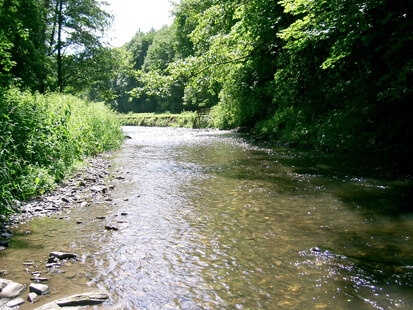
[1,126,412,309]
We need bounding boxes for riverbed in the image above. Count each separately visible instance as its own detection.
[1,126,412,309]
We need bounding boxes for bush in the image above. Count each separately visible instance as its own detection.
[0,88,123,216]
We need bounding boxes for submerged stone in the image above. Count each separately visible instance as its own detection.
[105,225,119,231]
[55,292,109,306]
[49,252,77,260]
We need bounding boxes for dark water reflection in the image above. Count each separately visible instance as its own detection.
[1,126,412,309]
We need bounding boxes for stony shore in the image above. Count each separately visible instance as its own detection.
[1,154,114,235]
[0,154,121,308]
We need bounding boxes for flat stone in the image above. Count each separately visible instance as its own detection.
[50,252,77,260]
[6,297,25,307]
[28,292,40,303]
[55,292,109,307]
[29,283,49,295]
[0,278,26,300]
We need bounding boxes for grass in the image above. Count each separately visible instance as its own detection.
[118,111,210,128]
[0,88,124,217]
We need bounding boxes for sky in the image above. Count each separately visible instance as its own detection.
[104,0,174,47]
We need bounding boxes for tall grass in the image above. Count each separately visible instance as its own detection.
[0,88,123,216]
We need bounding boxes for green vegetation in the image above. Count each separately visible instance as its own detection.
[119,112,199,128]
[1,0,412,215]
[0,0,124,216]
[0,88,123,216]
[109,0,411,164]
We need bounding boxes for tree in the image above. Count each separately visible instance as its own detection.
[0,0,47,90]
[46,0,112,91]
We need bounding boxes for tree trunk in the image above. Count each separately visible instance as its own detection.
[57,0,63,91]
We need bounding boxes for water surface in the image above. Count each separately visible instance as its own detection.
[1,126,412,309]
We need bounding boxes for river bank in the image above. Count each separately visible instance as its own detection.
[0,153,123,308]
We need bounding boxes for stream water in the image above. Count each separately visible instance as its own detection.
[1,126,412,309]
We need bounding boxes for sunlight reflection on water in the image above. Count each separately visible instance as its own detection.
[1,126,411,310]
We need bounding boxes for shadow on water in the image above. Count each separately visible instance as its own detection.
[211,133,413,307]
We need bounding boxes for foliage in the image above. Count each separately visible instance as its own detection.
[0,88,123,216]
[118,111,199,128]
[1,0,114,94]
[123,0,412,161]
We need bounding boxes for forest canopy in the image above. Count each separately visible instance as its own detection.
[1,0,412,160]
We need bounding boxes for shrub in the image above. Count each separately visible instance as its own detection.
[0,88,123,216]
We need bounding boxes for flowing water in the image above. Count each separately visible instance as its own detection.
[1,126,412,309]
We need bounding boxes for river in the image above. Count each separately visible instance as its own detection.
[1,126,412,309]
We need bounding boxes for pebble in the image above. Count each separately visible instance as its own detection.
[30,277,48,282]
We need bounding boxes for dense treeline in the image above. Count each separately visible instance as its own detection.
[113,0,412,162]
[2,0,412,173]
[0,0,123,99]
[0,0,123,215]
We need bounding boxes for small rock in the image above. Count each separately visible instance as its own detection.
[0,270,7,275]
[95,216,106,220]
[0,246,5,251]
[29,283,49,295]
[91,185,108,193]
[47,257,59,264]
[120,212,128,216]
[30,277,48,282]
[46,263,60,268]
[23,260,35,266]
[6,297,25,307]
[28,292,40,303]
[105,225,119,231]
[80,201,88,207]
[49,252,77,260]
[76,221,83,224]
[0,232,12,239]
